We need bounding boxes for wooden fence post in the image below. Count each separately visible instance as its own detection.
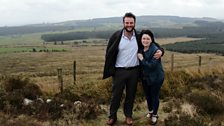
[57,68,63,93]
[73,61,76,85]
[198,56,202,73]
[171,54,174,72]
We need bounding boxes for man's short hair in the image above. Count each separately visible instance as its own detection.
[123,12,136,22]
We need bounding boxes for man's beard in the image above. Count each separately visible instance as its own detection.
[124,27,134,33]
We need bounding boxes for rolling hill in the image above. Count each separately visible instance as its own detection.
[0,15,221,36]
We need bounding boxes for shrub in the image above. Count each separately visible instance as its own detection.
[72,99,104,120]
[165,113,207,126]
[47,100,64,120]
[2,76,42,100]
[163,102,173,113]
[0,76,43,114]
[2,76,28,92]
[74,79,112,104]
[0,89,7,110]
[135,82,145,102]
[6,91,24,109]
[161,71,192,99]
[23,83,42,100]
[0,114,43,126]
[187,91,224,117]
[91,79,112,104]
[55,87,80,102]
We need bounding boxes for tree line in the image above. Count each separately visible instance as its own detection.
[162,21,224,55]
[41,31,114,42]
[39,20,224,55]
[163,36,224,55]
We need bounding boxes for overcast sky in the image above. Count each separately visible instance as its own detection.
[1,0,224,26]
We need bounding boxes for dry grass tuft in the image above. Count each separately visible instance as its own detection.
[181,103,197,118]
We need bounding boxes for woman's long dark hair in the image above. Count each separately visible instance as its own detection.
[139,29,155,43]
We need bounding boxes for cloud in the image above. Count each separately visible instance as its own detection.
[0,0,224,26]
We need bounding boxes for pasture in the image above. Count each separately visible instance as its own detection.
[1,34,224,93]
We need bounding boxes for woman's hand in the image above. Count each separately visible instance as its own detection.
[137,53,144,61]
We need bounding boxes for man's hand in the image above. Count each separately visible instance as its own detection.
[153,50,162,59]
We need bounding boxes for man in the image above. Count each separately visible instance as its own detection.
[103,12,163,125]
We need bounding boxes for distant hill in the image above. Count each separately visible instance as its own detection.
[33,15,220,30]
[0,15,221,36]
[48,15,219,28]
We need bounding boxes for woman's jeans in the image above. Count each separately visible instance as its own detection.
[142,79,163,115]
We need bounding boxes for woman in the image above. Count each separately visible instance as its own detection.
[137,29,164,125]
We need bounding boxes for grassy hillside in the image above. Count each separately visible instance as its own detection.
[0,36,224,125]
